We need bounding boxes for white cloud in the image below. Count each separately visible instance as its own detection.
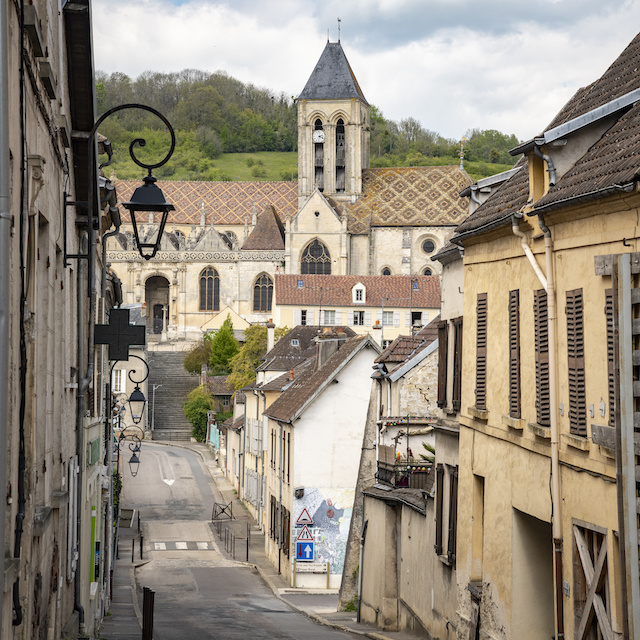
[92,0,640,141]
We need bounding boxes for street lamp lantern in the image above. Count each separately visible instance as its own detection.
[128,385,147,424]
[128,451,141,477]
[122,175,175,260]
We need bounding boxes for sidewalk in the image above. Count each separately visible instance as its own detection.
[100,440,423,640]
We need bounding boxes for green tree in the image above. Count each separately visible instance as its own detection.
[183,334,212,374]
[182,385,214,441]
[227,324,289,390]
[209,315,240,375]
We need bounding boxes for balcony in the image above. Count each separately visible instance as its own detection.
[376,460,433,490]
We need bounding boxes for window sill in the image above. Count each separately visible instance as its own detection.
[438,554,453,567]
[528,423,551,439]
[562,433,590,451]
[468,406,488,420]
[502,415,524,431]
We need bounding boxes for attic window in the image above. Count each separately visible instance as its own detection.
[297,279,304,288]
[291,339,299,346]
[412,281,419,290]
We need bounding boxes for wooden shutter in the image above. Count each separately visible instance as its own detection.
[447,467,458,566]
[364,311,371,326]
[307,309,314,325]
[434,463,444,555]
[452,317,463,412]
[437,320,448,408]
[605,289,615,428]
[509,290,521,418]
[394,311,400,327]
[566,288,587,437]
[534,289,550,426]
[405,312,411,327]
[475,293,488,411]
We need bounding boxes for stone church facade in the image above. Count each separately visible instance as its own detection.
[106,42,472,342]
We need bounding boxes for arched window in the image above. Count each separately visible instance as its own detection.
[336,118,345,192]
[381,267,391,276]
[253,274,273,312]
[301,239,331,274]
[423,267,433,276]
[200,267,219,311]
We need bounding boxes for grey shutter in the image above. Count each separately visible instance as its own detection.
[475,293,488,411]
[394,311,400,327]
[347,310,354,325]
[335,310,342,325]
[447,467,458,566]
[509,290,521,419]
[605,289,615,428]
[566,288,587,436]
[534,289,550,426]
[405,312,411,327]
[437,320,448,408]
[376,311,382,325]
[434,464,444,555]
[294,309,301,325]
[307,310,314,325]
[365,311,371,326]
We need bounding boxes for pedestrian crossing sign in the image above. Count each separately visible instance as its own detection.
[296,541,314,561]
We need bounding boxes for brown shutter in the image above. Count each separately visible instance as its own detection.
[534,289,550,426]
[434,463,444,555]
[509,290,521,418]
[447,467,458,566]
[437,320,449,408]
[475,293,488,411]
[566,288,587,436]
[605,289,615,428]
[452,317,463,412]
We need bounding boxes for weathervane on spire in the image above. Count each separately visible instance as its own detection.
[338,17,341,42]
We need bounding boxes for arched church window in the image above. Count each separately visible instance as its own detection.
[313,119,325,191]
[382,267,391,276]
[200,267,220,311]
[253,274,273,312]
[423,267,433,276]
[336,118,345,192]
[301,239,331,275]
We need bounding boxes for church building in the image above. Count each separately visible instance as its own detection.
[106,41,472,341]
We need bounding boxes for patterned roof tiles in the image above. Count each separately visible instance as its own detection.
[275,274,441,309]
[115,179,297,226]
[344,166,472,233]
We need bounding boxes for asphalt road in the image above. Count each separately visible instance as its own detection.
[123,443,355,640]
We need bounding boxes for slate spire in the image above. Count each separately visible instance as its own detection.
[298,42,368,103]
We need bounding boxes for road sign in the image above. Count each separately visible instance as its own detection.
[296,541,314,561]
[296,508,313,526]
[296,525,313,541]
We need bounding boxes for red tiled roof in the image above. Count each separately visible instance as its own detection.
[275,274,440,309]
[115,179,297,225]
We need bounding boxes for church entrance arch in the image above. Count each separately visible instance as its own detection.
[145,275,170,335]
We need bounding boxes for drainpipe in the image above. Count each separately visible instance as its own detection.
[0,0,10,630]
[278,421,283,575]
[356,511,368,623]
[257,389,266,529]
[537,213,563,639]
[534,146,557,187]
[512,213,563,638]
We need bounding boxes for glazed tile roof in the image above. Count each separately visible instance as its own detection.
[264,334,374,423]
[298,42,367,103]
[115,179,297,225]
[241,204,285,250]
[275,274,441,309]
[257,325,356,372]
[342,166,472,233]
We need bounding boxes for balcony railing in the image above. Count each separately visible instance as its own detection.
[376,460,432,490]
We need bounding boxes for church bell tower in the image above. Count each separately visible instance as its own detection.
[296,42,370,206]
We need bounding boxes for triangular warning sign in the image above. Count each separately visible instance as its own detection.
[296,508,313,526]
[297,525,313,541]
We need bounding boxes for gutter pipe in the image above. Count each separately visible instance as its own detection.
[511,212,563,638]
[0,0,10,631]
[356,513,368,623]
[533,146,557,187]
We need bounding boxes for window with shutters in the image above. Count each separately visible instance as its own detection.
[281,506,291,556]
[475,293,488,411]
[434,463,458,567]
[534,289,550,426]
[452,317,463,412]
[509,290,521,418]
[437,320,449,408]
[270,494,277,540]
[300,310,307,325]
[566,288,587,437]
[353,310,365,326]
[605,289,615,427]
[382,311,394,326]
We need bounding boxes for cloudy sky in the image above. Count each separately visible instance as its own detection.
[92,0,640,142]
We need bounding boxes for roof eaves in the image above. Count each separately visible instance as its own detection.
[530,182,636,215]
[451,212,514,246]
[388,339,439,382]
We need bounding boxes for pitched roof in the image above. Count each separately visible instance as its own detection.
[241,205,285,250]
[298,42,367,103]
[115,179,297,226]
[275,274,441,309]
[260,358,317,391]
[207,375,234,396]
[264,334,376,423]
[340,166,473,233]
[257,324,356,372]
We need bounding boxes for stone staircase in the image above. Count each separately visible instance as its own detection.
[148,350,200,441]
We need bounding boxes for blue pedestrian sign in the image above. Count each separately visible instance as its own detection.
[296,541,314,561]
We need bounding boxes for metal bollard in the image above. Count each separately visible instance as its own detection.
[137,511,140,534]
[140,534,144,560]
[131,539,134,563]
[142,586,155,640]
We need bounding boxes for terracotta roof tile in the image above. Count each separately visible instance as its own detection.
[116,179,297,225]
[275,274,441,308]
[241,204,285,250]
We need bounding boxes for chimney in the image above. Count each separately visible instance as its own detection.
[267,320,275,353]
[316,328,347,369]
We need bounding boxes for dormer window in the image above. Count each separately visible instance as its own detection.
[291,339,299,347]
[297,279,304,288]
[412,281,419,290]
[352,283,366,304]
